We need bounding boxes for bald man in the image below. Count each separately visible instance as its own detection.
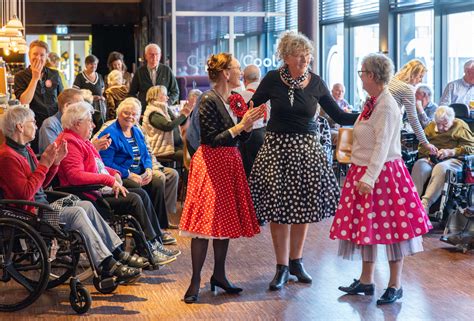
[129,43,179,107]
[239,64,270,177]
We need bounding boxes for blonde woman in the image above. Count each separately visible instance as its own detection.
[388,59,437,154]
[142,85,192,162]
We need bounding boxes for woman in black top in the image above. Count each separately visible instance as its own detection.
[179,53,265,303]
[73,54,106,127]
[249,31,359,291]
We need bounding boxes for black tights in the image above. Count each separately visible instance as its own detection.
[185,238,230,296]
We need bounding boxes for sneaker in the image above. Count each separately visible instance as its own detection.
[162,232,178,245]
[155,241,181,258]
[151,249,177,266]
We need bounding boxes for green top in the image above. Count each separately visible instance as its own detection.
[418,118,474,158]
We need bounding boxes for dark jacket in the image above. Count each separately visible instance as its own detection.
[129,64,179,107]
[199,90,250,147]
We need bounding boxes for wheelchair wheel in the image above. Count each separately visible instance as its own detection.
[69,284,91,314]
[46,240,93,289]
[0,218,50,312]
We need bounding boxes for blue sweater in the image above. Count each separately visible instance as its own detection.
[98,120,152,178]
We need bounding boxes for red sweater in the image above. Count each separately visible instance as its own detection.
[56,129,118,200]
[0,142,58,213]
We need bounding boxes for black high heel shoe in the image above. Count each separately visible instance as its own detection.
[339,279,375,295]
[183,289,199,304]
[210,276,243,294]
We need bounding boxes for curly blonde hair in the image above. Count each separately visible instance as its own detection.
[277,31,313,61]
[206,53,233,82]
[394,59,427,84]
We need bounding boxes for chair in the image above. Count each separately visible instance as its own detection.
[334,128,353,184]
[450,103,474,131]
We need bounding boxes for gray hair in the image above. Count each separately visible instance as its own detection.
[434,105,455,123]
[116,97,142,119]
[61,102,94,129]
[243,64,261,82]
[361,53,394,85]
[416,84,433,98]
[277,31,314,61]
[187,89,203,100]
[1,106,35,138]
[107,70,123,87]
[464,59,474,72]
[145,43,161,55]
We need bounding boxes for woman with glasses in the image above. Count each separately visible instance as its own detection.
[330,53,431,305]
[388,59,437,154]
[179,53,265,303]
[97,98,175,237]
[249,31,358,291]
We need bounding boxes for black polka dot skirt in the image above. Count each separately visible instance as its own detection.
[249,131,340,224]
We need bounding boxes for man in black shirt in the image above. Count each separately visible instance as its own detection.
[14,40,63,152]
[129,43,179,108]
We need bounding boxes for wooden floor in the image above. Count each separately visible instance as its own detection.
[1,215,473,321]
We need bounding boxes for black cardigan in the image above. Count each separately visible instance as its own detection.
[199,90,250,147]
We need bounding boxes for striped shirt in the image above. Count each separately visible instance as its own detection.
[439,78,474,107]
[388,77,429,145]
[126,136,142,174]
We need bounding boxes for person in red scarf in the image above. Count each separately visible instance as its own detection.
[329,53,432,305]
[179,53,265,304]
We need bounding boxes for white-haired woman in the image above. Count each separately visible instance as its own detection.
[97,98,175,238]
[412,105,474,214]
[0,106,143,283]
[249,31,358,291]
[56,101,180,266]
[330,53,432,305]
[105,70,128,120]
[142,85,193,162]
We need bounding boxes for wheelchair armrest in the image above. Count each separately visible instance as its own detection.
[54,184,104,193]
[45,190,72,202]
[457,154,474,162]
[0,199,54,211]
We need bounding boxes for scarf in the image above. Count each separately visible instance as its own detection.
[279,65,309,106]
[360,96,377,120]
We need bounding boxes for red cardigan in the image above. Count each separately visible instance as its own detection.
[0,142,58,213]
[56,129,118,200]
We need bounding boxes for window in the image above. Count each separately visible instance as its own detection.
[321,23,344,89]
[447,11,474,82]
[353,24,379,110]
[397,10,434,89]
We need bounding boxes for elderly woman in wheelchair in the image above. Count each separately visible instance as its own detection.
[0,107,145,310]
[411,105,474,215]
[54,101,180,267]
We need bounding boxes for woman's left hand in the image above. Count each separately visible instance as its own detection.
[423,142,438,155]
[437,148,455,160]
[141,169,153,186]
[355,181,373,195]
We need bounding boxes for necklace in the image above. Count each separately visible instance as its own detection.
[212,88,229,105]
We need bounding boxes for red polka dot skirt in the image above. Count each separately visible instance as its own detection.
[330,159,432,245]
[179,145,260,238]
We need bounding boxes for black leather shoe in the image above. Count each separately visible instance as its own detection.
[210,275,243,294]
[339,279,375,295]
[289,258,312,283]
[376,287,403,305]
[269,264,289,291]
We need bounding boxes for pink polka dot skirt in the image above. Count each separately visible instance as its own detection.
[179,145,261,238]
[330,159,432,245]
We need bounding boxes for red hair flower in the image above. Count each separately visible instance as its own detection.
[228,93,248,118]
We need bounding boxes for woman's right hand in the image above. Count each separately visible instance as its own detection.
[39,142,59,168]
[128,172,143,185]
[112,180,128,198]
[240,102,265,132]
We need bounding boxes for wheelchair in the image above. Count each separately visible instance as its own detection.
[53,184,161,278]
[401,131,419,173]
[0,194,95,314]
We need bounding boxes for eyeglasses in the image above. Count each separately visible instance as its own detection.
[122,111,139,118]
[227,66,242,71]
[24,120,37,125]
[358,70,370,77]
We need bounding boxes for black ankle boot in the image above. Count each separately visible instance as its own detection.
[289,258,312,284]
[269,264,289,291]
